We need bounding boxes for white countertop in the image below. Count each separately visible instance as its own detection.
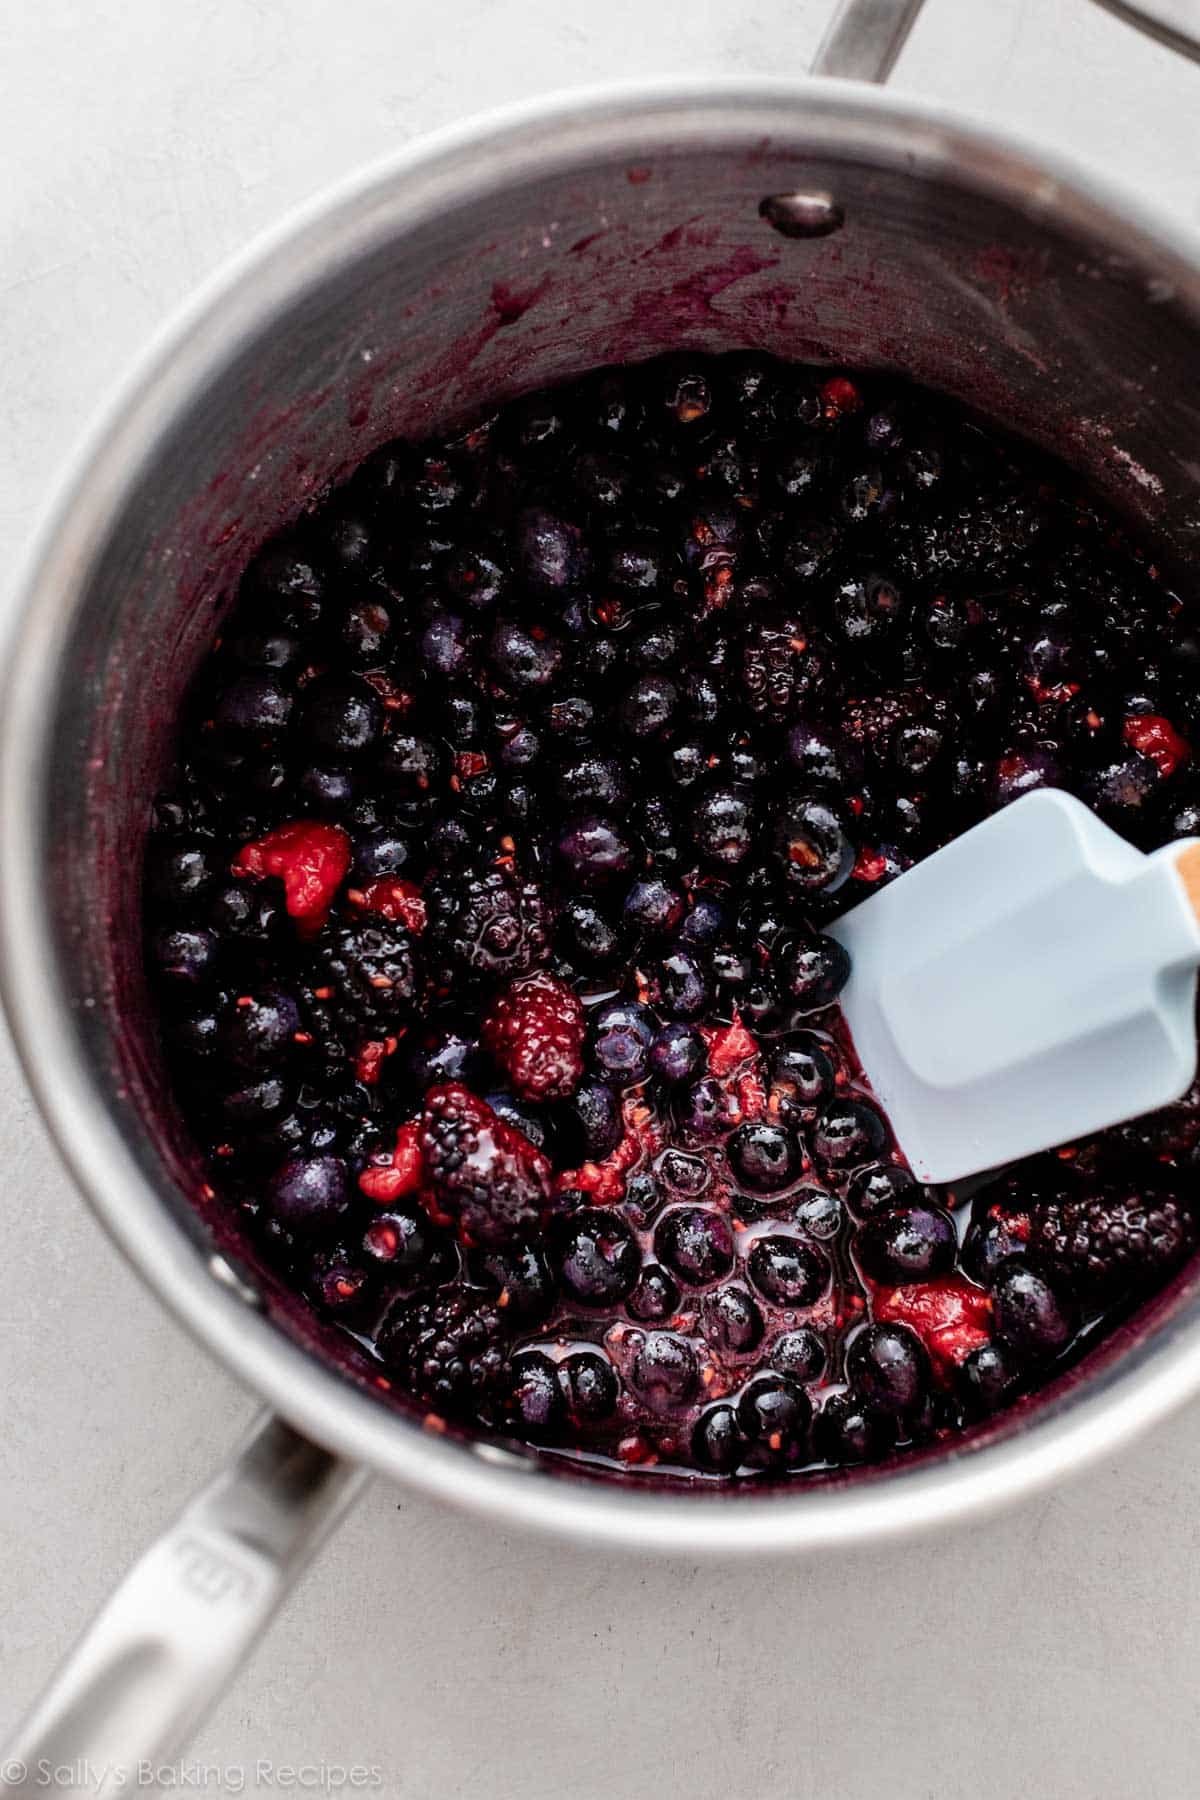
[4,3,1200,1796]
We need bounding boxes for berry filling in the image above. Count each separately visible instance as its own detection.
[145,353,1200,1482]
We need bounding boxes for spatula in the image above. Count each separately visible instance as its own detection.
[828,787,1200,1184]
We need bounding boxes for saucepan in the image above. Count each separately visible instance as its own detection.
[3,0,1200,1786]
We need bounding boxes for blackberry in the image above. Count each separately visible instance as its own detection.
[1029,1191,1194,1301]
[377,1288,506,1418]
[419,1083,554,1247]
[310,917,419,1037]
[426,865,550,980]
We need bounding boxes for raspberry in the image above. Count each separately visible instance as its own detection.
[233,820,350,930]
[481,971,585,1101]
[1123,714,1190,779]
[425,865,550,980]
[872,1278,993,1370]
[1029,1190,1195,1301]
[349,876,427,934]
[359,1121,424,1203]
[418,1083,553,1247]
[309,916,420,1038]
[376,1287,506,1418]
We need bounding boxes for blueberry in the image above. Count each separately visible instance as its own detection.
[816,1392,895,1463]
[555,814,635,885]
[377,733,444,797]
[747,1235,828,1306]
[591,1002,654,1084]
[728,1122,802,1196]
[620,674,678,738]
[659,1149,711,1196]
[297,765,357,812]
[892,722,944,781]
[690,785,755,866]
[559,1349,620,1421]
[267,1154,350,1239]
[498,722,542,771]
[813,1099,888,1168]
[628,1264,682,1323]
[958,1340,1021,1413]
[771,1328,827,1382]
[630,1331,697,1410]
[573,450,629,511]
[606,536,671,595]
[990,1261,1076,1358]
[1088,754,1160,823]
[558,896,623,968]
[229,623,302,671]
[219,986,301,1069]
[249,537,324,629]
[656,948,712,1020]
[962,1208,1031,1285]
[352,827,412,880]
[847,1162,918,1219]
[774,795,854,893]
[792,1188,845,1240]
[855,1205,957,1284]
[737,1375,812,1466]
[420,612,473,679]
[655,1207,735,1286]
[770,1036,837,1120]
[150,926,218,986]
[624,877,685,936]
[212,672,294,739]
[444,544,507,611]
[556,755,630,813]
[514,508,589,595]
[555,1210,640,1305]
[509,1350,564,1434]
[846,1322,929,1415]
[547,695,595,740]
[363,1205,449,1284]
[678,1076,739,1141]
[484,1090,548,1149]
[991,748,1062,808]
[693,1404,746,1473]
[649,1022,706,1086]
[699,1283,764,1355]
[785,723,861,790]
[561,1077,622,1161]
[779,934,851,1012]
[489,619,564,691]
[679,894,727,945]
[220,1074,290,1127]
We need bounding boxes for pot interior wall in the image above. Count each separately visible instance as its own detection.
[43,108,1200,1444]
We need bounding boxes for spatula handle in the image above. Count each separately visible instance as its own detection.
[1175,843,1200,920]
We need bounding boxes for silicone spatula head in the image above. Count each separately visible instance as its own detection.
[828,788,1200,1184]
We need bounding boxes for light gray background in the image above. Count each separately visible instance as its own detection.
[3,2,1200,1796]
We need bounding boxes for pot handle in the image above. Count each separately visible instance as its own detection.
[0,1413,366,1798]
[811,0,926,81]
[811,0,1200,81]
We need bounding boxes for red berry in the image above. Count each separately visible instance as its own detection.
[233,820,350,931]
[1122,713,1190,779]
[418,1083,554,1246]
[481,971,585,1101]
[358,1120,425,1202]
[872,1278,992,1371]
[350,876,427,934]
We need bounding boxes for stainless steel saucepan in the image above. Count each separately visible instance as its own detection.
[4,0,1200,1787]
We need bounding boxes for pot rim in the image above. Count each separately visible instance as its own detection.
[6,74,1200,1556]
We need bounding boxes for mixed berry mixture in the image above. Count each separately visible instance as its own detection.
[145,353,1200,1481]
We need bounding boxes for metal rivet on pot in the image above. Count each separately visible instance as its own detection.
[759,192,845,238]
[208,1252,263,1308]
